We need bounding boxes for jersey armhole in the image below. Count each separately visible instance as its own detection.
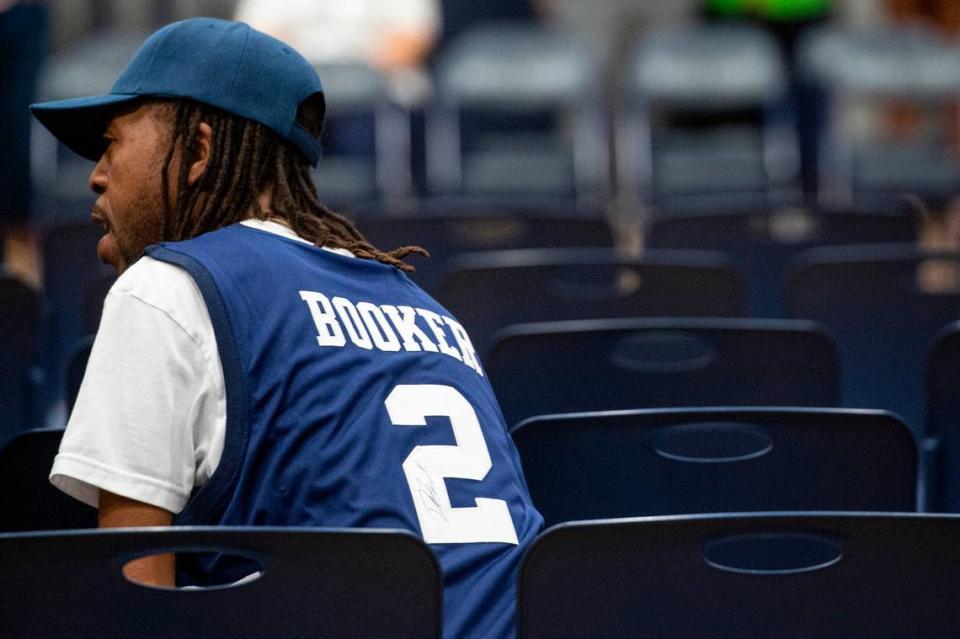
[147,244,250,525]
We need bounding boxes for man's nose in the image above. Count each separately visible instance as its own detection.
[89,157,107,195]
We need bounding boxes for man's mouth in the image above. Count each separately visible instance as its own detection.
[91,205,110,233]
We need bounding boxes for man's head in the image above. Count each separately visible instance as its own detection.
[86,91,326,272]
[33,18,425,274]
[31,19,319,273]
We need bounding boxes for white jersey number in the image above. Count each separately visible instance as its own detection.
[385,384,519,545]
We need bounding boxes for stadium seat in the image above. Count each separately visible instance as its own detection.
[519,512,960,639]
[0,428,96,531]
[488,318,838,427]
[0,527,442,639]
[619,24,800,213]
[354,212,614,294]
[925,322,960,512]
[788,243,960,437]
[438,249,746,356]
[427,24,606,209]
[799,27,960,211]
[647,207,919,317]
[512,407,916,526]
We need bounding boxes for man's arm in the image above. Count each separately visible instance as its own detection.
[50,261,227,586]
[98,489,175,587]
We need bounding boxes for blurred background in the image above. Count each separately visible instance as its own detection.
[11,3,960,617]
[15,0,960,225]
[4,0,960,507]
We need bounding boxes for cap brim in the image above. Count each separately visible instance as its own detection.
[30,94,142,161]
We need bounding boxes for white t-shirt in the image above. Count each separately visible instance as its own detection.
[49,220,350,514]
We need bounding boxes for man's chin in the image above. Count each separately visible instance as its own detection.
[96,234,125,273]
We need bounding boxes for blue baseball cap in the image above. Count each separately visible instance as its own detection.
[31,18,325,166]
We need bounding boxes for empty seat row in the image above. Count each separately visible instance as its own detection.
[0,405,936,535]
[437,245,960,438]
[6,513,960,638]
[484,316,960,437]
[645,207,919,317]
[403,23,960,209]
[483,318,960,512]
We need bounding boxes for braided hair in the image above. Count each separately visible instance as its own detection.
[154,95,427,271]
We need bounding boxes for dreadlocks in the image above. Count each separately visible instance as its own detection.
[154,95,427,271]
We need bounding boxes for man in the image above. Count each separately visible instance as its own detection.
[32,18,542,638]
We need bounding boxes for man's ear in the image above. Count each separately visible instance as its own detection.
[188,122,213,185]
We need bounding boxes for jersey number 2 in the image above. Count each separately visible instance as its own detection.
[385,384,519,545]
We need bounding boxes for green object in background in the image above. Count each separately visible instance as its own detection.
[707,0,831,21]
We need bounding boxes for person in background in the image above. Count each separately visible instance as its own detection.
[235,0,439,82]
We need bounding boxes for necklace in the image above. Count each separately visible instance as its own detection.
[265,215,291,228]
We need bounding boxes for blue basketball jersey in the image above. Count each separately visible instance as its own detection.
[147,224,543,639]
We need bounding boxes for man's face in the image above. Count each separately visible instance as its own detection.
[89,103,172,274]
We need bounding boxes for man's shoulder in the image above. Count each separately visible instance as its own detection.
[110,254,204,311]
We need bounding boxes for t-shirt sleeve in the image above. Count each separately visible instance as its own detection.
[49,264,222,514]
